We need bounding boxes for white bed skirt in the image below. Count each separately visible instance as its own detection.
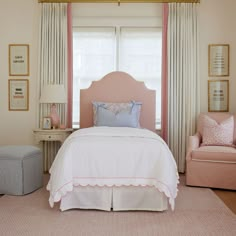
[60,186,168,212]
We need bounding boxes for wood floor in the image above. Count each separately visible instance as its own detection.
[213,189,236,214]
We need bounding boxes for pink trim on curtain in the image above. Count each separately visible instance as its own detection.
[161,3,169,142]
[67,3,73,128]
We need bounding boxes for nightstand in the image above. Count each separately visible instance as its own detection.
[33,128,73,171]
[33,128,73,144]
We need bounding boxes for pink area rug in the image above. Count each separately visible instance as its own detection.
[0,175,235,236]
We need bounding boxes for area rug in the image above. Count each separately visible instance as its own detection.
[0,176,235,236]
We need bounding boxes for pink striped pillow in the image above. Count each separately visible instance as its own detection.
[201,115,234,147]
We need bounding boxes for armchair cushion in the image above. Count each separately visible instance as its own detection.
[200,114,234,147]
[192,146,236,163]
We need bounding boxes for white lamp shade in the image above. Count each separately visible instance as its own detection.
[40,84,67,104]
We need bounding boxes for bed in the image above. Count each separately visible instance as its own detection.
[47,71,179,212]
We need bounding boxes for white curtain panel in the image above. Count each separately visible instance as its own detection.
[167,3,200,172]
[38,3,68,171]
[38,3,68,127]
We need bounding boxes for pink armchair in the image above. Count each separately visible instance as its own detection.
[186,112,236,190]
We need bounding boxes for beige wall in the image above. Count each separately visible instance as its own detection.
[0,0,235,146]
[199,0,236,113]
[0,0,39,145]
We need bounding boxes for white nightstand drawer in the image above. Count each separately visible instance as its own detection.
[38,134,62,141]
[33,129,73,144]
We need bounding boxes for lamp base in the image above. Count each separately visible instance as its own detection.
[49,104,60,129]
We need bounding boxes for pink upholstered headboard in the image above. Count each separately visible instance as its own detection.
[80,71,156,132]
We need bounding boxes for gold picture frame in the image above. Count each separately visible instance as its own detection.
[208,44,229,77]
[9,44,30,76]
[8,79,29,111]
[208,80,229,112]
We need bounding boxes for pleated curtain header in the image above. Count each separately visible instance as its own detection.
[38,1,200,3]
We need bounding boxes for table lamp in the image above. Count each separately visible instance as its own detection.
[40,84,67,129]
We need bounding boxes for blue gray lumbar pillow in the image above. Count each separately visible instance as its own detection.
[92,101,142,128]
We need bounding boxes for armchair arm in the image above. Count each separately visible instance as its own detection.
[186,132,201,161]
[188,132,201,150]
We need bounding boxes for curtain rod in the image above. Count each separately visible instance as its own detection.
[38,0,200,3]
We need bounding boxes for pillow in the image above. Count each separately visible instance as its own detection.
[92,101,142,128]
[201,115,234,147]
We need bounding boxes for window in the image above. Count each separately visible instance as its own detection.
[119,27,162,127]
[73,27,162,129]
[73,27,116,127]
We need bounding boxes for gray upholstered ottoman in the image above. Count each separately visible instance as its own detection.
[0,145,43,195]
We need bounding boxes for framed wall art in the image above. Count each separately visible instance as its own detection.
[42,117,52,130]
[9,44,29,76]
[8,79,29,111]
[208,80,229,112]
[208,44,229,77]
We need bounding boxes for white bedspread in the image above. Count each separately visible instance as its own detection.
[47,127,179,210]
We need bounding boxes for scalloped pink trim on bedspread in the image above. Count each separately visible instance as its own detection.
[47,175,179,211]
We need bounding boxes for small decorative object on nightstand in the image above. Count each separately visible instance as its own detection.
[39,84,67,129]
